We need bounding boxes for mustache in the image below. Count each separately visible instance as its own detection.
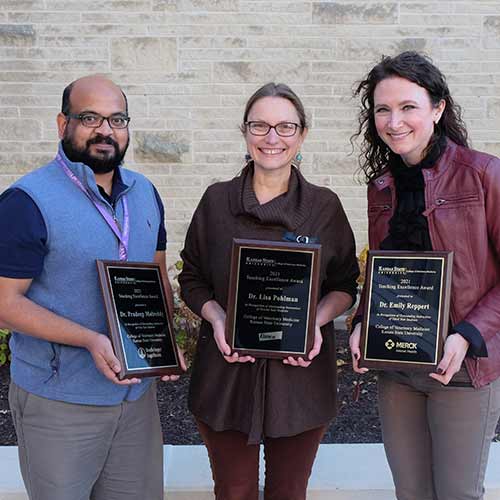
[87,136,119,148]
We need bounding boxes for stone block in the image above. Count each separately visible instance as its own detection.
[22,141,58,153]
[313,153,357,174]
[178,0,238,11]
[37,23,147,37]
[484,17,500,49]
[336,38,427,62]
[111,37,177,72]
[194,130,240,142]
[0,107,18,117]
[127,96,148,118]
[45,0,106,9]
[474,142,500,157]
[0,0,45,8]
[160,175,202,187]
[20,107,59,119]
[133,131,191,163]
[312,2,398,24]
[9,11,78,24]
[166,208,197,221]
[0,152,52,172]
[400,13,482,26]
[193,152,241,164]
[180,61,211,73]
[180,37,246,49]
[0,25,35,47]
[0,119,41,140]
[162,220,190,242]
[214,61,310,83]
[152,0,178,12]
[40,36,103,47]
[240,1,310,13]
[153,0,237,11]
[195,141,242,153]
[160,186,204,199]
[400,2,451,14]
[454,3,500,14]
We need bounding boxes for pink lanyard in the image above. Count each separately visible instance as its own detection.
[56,154,130,261]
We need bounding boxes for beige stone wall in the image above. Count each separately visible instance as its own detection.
[2,1,500,256]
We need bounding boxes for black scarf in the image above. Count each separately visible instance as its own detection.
[380,134,447,251]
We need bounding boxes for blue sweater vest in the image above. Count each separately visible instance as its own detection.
[10,146,161,405]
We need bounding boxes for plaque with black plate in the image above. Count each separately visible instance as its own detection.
[226,239,321,359]
[359,251,453,370]
[96,260,182,379]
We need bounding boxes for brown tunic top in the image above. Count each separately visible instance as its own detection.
[179,164,359,444]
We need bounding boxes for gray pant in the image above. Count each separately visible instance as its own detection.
[9,381,163,500]
[378,369,500,500]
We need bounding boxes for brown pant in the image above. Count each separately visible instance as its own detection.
[378,369,500,500]
[197,420,326,500]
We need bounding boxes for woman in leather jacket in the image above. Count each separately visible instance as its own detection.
[349,51,500,500]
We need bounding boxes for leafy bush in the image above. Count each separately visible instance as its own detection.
[345,245,369,332]
[168,260,201,367]
[0,329,10,367]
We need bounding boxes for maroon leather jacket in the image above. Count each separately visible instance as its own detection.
[356,140,500,388]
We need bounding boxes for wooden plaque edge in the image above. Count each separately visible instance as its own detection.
[359,250,453,371]
[96,260,182,379]
[225,238,321,360]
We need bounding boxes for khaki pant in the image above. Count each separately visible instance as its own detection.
[197,419,326,500]
[378,369,500,500]
[9,381,163,500]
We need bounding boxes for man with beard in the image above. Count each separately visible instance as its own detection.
[0,75,183,500]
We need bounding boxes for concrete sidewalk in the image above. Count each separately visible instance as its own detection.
[1,443,499,499]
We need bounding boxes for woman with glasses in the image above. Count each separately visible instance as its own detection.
[350,51,500,500]
[179,82,359,500]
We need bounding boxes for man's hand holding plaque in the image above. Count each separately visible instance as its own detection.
[97,260,183,380]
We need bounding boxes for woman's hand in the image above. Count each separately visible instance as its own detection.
[201,300,255,364]
[160,347,188,382]
[283,290,353,368]
[349,323,369,374]
[429,333,469,385]
[283,323,322,367]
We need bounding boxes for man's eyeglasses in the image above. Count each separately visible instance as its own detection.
[245,121,301,137]
[65,112,130,129]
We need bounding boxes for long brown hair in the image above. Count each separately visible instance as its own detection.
[352,51,468,183]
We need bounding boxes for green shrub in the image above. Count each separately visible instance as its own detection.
[0,329,10,367]
[168,260,201,367]
[345,245,368,332]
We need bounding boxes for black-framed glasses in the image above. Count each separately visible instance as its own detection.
[245,121,301,137]
[65,112,130,129]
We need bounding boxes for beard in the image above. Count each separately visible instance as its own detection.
[62,133,129,174]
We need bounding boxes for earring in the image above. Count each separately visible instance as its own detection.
[294,152,303,167]
[245,153,251,162]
